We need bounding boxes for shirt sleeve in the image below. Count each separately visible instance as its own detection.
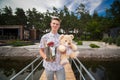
[39,36,46,48]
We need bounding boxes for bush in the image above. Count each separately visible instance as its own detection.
[116,36,120,46]
[108,37,113,45]
[89,43,100,48]
[77,41,83,45]
[86,36,91,40]
[80,35,91,40]
[80,35,85,40]
[102,38,109,43]
[74,37,79,42]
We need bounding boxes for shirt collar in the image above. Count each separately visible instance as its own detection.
[49,32,59,37]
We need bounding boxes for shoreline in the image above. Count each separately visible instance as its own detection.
[0,56,37,60]
[0,56,120,61]
[0,42,120,61]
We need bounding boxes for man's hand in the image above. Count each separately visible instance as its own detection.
[45,57,56,62]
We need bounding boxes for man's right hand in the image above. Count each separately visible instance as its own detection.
[45,57,56,62]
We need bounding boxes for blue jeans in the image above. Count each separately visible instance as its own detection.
[45,68,65,80]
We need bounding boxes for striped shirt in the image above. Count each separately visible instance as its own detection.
[39,32,64,71]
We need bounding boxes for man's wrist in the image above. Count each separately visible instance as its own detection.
[44,56,47,60]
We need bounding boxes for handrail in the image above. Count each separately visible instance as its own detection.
[72,57,95,80]
[25,60,43,80]
[10,56,95,80]
[72,59,85,80]
[10,56,43,80]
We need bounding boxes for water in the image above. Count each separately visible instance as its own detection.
[0,57,120,80]
[72,59,120,80]
[0,57,44,80]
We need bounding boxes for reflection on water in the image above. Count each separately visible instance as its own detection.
[1,57,120,80]
[86,65,107,80]
[72,60,120,80]
[0,57,44,80]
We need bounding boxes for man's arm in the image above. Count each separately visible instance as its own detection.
[39,48,47,60]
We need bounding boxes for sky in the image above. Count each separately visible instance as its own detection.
[0,0,114,16]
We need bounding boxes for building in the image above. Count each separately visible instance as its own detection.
[0,25,42,41]
[0,25,23,40]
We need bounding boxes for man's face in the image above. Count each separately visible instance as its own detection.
[50,20,60,31]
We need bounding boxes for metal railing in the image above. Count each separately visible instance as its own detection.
[10,56,95,80]
[71,57,95,80]
[10,56,43,80]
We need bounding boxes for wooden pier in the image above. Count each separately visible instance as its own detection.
[40,63,76,80]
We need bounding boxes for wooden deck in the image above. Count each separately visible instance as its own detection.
[40,63,76,80]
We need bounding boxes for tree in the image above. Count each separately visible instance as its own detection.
[26,8,42,29]
[76,3,91,39]
[52,7,60,17]
[43,10,51,32]
[15,8,27,25]
[0,8,4,24]
[61,6,71,34]
[106,0,120,26]
[3,6,12,16]
[1,6,14,25]
[86,11,105,40]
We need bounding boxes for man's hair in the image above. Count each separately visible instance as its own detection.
[51,16,61,23]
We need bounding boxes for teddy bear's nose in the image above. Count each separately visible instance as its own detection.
[68,43,71,45]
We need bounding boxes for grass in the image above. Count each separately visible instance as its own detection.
[7,40,34,47]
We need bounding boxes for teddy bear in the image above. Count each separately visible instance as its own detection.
[58,34,79,65]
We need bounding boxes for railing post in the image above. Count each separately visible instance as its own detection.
[76,58,95,80]
[80,65,82,80]
[31,64,34,80]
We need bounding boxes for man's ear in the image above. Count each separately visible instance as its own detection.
[59,34,64,40]
[70,35,74,39]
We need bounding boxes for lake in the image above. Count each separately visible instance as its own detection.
[72,59,120,80]
[0,57,120,80]
[0,56,44,80]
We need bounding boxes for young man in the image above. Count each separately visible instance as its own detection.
[39,17,65,80]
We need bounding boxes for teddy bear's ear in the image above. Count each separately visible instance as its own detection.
[59,34,64,40]
[70,35,74,39]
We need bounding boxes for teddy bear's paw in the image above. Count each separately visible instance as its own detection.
[70,51,79,58]
[71,45,77,50]
[76,51,79,56]
[60,59,69,66]
[58,45,66,52]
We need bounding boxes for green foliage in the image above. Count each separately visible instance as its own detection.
[80,35,85,40]
[73,37,83,45]
[112,38,116,44]
[89,43,100,48]
[102,37,114,45]
[116,36,120,46]
[80,35,91,41]
[7,40,34,47]
[77,41,83,45]
[106,0,120,26]
[102,37,120,46]
[15,8,27,25]
[108,37,113,45]
[73,37,79,42]
[0,0,119,41]
[102,38,109,43]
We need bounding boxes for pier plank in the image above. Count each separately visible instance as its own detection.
[40,63,76,80]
